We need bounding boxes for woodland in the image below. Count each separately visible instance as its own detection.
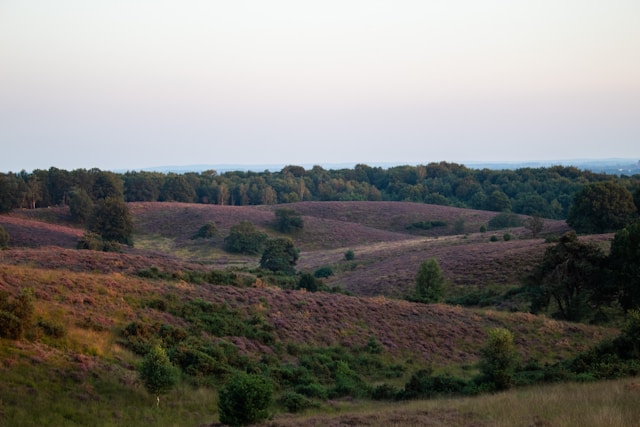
[1,162,640,426]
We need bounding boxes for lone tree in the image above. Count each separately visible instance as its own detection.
[479,328,518,391]
[224,221,268,254]
[260,238,299,275]
[218,371,273,426]
[414,258,446,303]
[69,187,94,224]
[191,221,217,239]
[89,197,134,245]
[274,208,304,233]
[524,215,544,238]
[138,345,179,407]
[567,181,637,233]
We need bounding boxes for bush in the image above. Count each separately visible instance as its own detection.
[260,238,299,275]
[344,249,355,261]
[313,266,333,278]
[0,225,9,248]
[489,235,499,242]
[218,372,273,426]
[399,369,470,400]
[138,345,179,406]
[414,258,446,303]
[278,391,315,413]
[488,212,523,230]
[478,328,519,391]
[191,221,217,239]
[503,233,512,241]
[0,289,34,340]
[225,221,268,254]
[77,232,122,252]
[297,273,320,292]
[274,208,304,233]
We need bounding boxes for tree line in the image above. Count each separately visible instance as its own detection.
[1,163,638,219]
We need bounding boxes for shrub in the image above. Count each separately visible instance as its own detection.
[488,212,523,230]
[489,235,499,242]
[191,221,217,239]
[77,232,121,252]
[344,249,355,261]
[260,238,299,275]
[503,233,512,241]
[225,221,268,254]
[0,289,34,340]
[218,372,273,426]
[478,328,519,391]
[399,369,470,399]
[0,225,9,248]
[278,391,315,413]
[313,266,334,278]
[297,273,320,292]
[89,197,133,245]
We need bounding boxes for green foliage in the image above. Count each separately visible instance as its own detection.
[503,233,512,241]
[406,220,447,231]
[344,249,355,260]
[0,289,34,339]
[489,235,499,242]
[488,212,523,230]
[480,224,487,233]
[77,232,121,252]
[479,328,518,391]
[528,231,611,321]
[278,391,315,413]
[313,266,334,278]
[330,360,371,398]
[399,368,472,400]
[260,238,299,275]
[567,181,637,233]
[191,221,217,239]
[218,371,273,426]
[224,220,268,254]
[69,187,94,224]
[138,345,179,404]
[297,273,320,292]
[414,258,446,303]
[274,208,304,233]
[609,219,640,311]
[89,197,134,245]
[0,224,9,249]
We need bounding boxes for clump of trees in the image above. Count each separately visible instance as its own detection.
[224,221,268,254]
[260,238,299,275]
[567,181,637,233]
[88,197,134,246]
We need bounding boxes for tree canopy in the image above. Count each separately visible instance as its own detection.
[567,181,637,233]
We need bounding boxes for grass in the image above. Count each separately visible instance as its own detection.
[259,377,640,426]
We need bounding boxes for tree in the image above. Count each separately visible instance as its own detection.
[609,219,640,311]
[138,345,179,407]
[414,258,446,303]
[298,273,320,292]
[224,221,268,254]
[191,221,217,239]
[69,187,94,224]
[89,197,134,245]
[524,215,544,238]
[0,225,9,249]
[528,231,611,321]
[260,238,299,275]
[218,372,273,426]
[274,208,304,233]
[567,181,637,233]
[479,328,518,391]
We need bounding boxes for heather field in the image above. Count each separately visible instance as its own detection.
[0,201,634,426]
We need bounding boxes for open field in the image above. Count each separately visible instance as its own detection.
[0,201,633,426]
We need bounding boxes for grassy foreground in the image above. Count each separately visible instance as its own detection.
[260,377,640,427]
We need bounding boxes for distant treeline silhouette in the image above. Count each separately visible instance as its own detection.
[1,163,638,219]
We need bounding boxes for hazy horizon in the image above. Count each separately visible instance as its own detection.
[1,1,638,172]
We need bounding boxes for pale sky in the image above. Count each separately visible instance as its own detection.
[1,1,639,172]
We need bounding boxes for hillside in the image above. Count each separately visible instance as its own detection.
[0,201,622,426]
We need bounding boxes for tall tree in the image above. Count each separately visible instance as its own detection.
[567,181,637,233]
[138,345,179,407]
[414,258,447,303]
[89,197,134,245]
[260,238,299,275]
[224,221,268,254]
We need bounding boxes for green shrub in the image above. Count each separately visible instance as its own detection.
[313,266,334,278]
[488,212,523,230]
[224,220,268,254]
[0,225,9,248]
[0,289,34,339]
[191,221,217,239]
[372,383,400,400]
[503,233,512,241]
[278,391,315,413]
[330,361,371,398]
[297,273,320,292]
[36,318,67,338]
[344,249,355,261]
[274,208,304,233]
[399,369,470,400]
[218,372,273,426]
[490,235,499,242]
[138,345,179,406]
[478,328,519,391]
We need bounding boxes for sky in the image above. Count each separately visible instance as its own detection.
[1,0,639,172]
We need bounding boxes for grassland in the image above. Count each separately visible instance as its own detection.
[0,201,634,426]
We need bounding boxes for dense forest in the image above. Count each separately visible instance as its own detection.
[1,163,639,219]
